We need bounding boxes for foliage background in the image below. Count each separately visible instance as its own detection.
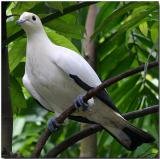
[6,1,159,157]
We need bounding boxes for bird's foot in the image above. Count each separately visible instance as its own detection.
[74,95,90,111]
[48,117,60,132]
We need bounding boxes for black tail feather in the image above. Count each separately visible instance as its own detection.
[122,125,155,151]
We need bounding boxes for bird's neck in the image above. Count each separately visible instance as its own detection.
[26,29,49,43]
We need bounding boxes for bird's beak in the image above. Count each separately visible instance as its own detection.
[16,19,26,25]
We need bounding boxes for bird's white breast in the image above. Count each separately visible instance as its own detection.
[24,42,85,113]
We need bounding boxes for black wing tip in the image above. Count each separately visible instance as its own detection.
[127,136,155,151]
[69,74,120,112]
[123,126,155,151]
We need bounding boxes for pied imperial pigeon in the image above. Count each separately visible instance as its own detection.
[16,12,155,151]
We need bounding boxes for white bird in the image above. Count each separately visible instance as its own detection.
[17,12,154,151]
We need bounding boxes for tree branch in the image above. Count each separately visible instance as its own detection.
[4,2,97,46]
[102,61,158,87]
[2,2,13,156]
[32,61,158,157]
[45,105,159,157]
[80,4,97,157]
[123,105,159,119]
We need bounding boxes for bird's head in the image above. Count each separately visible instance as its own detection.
[17,12,43,34]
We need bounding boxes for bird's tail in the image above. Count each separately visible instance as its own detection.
[81,99,155,150]
[103,118,155,151]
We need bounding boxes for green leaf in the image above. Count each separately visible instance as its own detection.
[118,83,142,112]
[108,6,156,43]
[141,86,158,106]
[97,5,156,65]
[110,75,140,106]
[135,34,153,48]
[146,80,158,94]
[45,2,63,13]
[95,2,119,28]
[7,20,21,38]
[132,5,150,16]
[97,38,118,62]
[12,62,25,78]
[99,45,128,80]
[107,53,136,79]
[45,18,84,39]
[13,117,26,137]
[135,43,155,62]
[10,76,27,113]
[139,21,148,37]
[29,2,52,14]
[9,38,26,72]
[11,2,37,14]
[151,22,158,43]
[92,2,150,39]
[45,27,79,53]
[148,67,158,79]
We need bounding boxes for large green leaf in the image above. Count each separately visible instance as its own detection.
[29,2,53,14]
[9,38,26,72]
[106,53,136,79]
[11,2,37,14]
[45,2,63,13]
[12,62,25,78]
[95,2,119,28]
[10,76,27,113]
[118,83,142,112]
[45,27,79,53]
[139,21,148,37]
[98,45,128,80]
[151,22,158,43]
[110,75,140,106]
[7,20,21,38]
[45,18,84,39]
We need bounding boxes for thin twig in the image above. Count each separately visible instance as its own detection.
[32,61,158,157]
[102,61,158,87]
[142,40,158,85]
[123,105,158,119]
[45,105,159,157]
[32,128,51,157]
[131,32,141,65]
[6,14,19,18]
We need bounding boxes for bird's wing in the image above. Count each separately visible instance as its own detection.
[51,45,119,113]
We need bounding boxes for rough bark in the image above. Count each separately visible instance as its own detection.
[80,4,97,157]
[2,2,13,155]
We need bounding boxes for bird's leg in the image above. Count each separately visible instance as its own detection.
[48,117,60,132]
[74,95,90,111]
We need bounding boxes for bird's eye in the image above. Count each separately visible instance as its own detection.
[32,16,36,21]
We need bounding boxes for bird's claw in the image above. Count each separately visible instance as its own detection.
[48,117,60,132]
[74,95,89,111]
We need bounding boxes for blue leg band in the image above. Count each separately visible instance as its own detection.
[48,117,60,132]
[74,95,89,111]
